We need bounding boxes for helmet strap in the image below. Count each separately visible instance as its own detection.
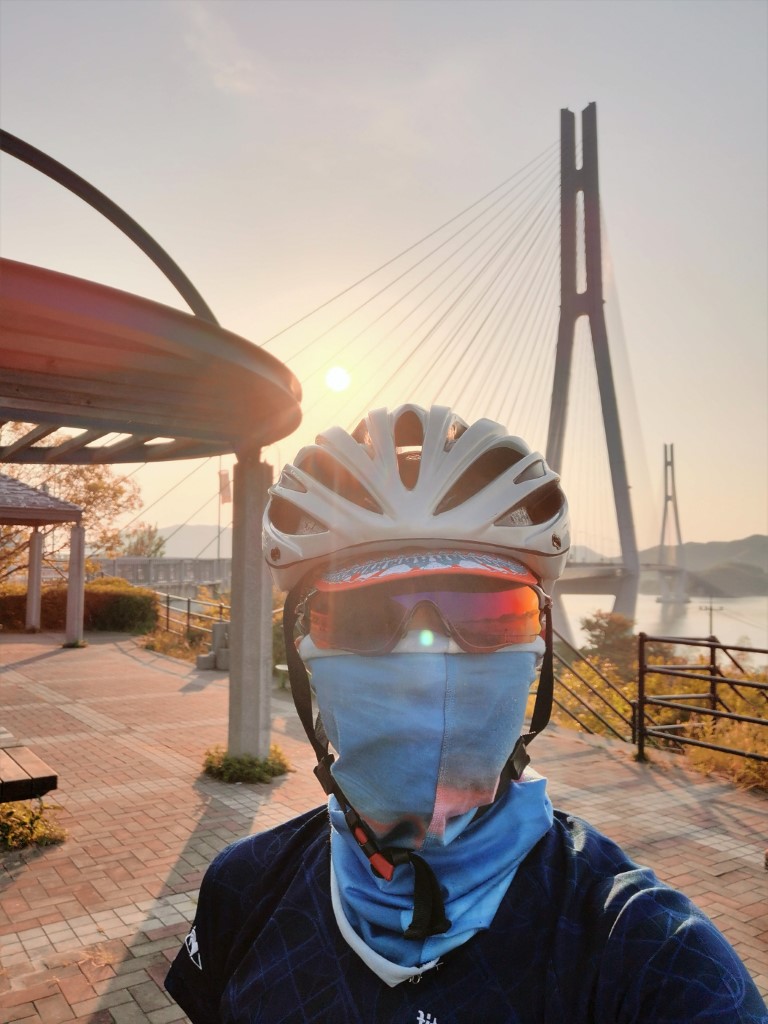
[282,585,328,762]
[472,604,554,823]
[282,584,451,940]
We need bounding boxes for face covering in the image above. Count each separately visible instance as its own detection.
[301,639,543,849]
[300,638,553,973]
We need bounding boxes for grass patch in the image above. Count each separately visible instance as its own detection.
[682,715,768,790]
[203,744,291,784]
[0,799,67,851]
[141,629,206,663]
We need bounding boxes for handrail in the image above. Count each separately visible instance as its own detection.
[552,657,630,740]
[153,589,229,640]
[636,633,768,763]
[553,626,632,704]
[551,626,643,742]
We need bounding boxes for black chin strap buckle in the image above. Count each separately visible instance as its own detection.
[313,754,336,796]
[509,735,532,781]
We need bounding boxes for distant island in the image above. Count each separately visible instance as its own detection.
[160,526,768,598]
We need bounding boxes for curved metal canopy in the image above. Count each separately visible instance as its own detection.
[0,258,301,464]
[0,129,302,466]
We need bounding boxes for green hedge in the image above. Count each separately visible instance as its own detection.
[0,579,158,633]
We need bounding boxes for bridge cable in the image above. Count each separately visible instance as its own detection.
[260,140,559,353]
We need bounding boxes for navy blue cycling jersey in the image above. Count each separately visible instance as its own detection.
[165,806,767,1023]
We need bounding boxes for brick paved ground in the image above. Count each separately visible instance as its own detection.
[1,632,766,1022]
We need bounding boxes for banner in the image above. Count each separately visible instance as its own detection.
[218,468,232,504]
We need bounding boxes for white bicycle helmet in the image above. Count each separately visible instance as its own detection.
[264,404,569,595]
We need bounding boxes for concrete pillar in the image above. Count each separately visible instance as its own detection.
[26,527,44,631]
[228,453,273,758]
[65,524,86,645]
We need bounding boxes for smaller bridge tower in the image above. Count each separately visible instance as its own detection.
[657,443,688,604]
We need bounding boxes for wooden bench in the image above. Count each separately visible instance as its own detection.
[0,746,58,802]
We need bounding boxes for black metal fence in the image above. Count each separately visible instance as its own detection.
[552,628,635,741]
[635,633,768,763]
[154,590,230,641]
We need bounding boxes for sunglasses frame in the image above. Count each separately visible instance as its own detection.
[297,578,550,656]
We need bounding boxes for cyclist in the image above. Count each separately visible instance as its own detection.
[166,405,767,1022]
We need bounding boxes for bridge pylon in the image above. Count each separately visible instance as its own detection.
[657,443,689,604]
[547,102,640,622]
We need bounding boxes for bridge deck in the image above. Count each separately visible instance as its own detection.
[1,632,766,1018]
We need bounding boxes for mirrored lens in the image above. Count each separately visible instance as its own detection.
[308,590,408,653]
[391,585,541,650]
[306,578,542,654]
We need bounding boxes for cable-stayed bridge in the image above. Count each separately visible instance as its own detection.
[259,103,663,629]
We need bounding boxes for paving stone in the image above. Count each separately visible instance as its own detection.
[1,631,765,1022]
[68,988,134,1017]
[7,1002,36,1022]
[129,979,172,1013]
[32,993,75,1024]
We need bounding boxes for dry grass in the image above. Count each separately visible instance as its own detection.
[0,799,67,850]
[140,628,204,663]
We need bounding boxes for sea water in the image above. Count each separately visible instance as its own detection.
[560,593,768,658]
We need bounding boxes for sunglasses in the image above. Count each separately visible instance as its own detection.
[301,576,547,655]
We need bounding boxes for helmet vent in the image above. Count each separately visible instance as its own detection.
[351,420,372,446]
[514,460,547,484]
[297,449,383,514]
[394,409,424,448]
[495,482,566,527]
[397,451,421,490]
[497,507,533,527]
[444,417,468,451]
[269,496,328,536]
[276,468,307,493]
[434,446,525,514]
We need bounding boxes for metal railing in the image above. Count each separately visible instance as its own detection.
[551,627,636,741]
[154,590,230,640]
[635,633,768,762]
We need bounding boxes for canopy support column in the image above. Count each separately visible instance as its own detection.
[26,527,43,631]
[228,453,273,758]
[65,524,85,645]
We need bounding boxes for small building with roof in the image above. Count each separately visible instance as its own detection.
[0,473,85,641]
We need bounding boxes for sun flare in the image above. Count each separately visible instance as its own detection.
[325,366,351,392]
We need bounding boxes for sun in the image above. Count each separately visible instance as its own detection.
[325,366,351,392]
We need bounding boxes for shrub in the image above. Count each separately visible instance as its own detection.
[0,799,67,850]
[0,579,157,633]
[203,744,290,784]
[83,580,157,632]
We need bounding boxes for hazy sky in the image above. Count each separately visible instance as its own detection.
[1,0,766,549]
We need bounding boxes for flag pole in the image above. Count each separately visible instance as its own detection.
[217,456,222,568]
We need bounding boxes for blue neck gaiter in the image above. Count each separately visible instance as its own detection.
[302,646,554,966]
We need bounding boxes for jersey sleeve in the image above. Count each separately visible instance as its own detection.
[164,808,329,1023]
[164,849,236,1024]
[598,881,768,1023]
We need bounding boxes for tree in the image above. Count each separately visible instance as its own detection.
[113,522,166,558]
[580,610,637,681]
[0,423,142,581]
